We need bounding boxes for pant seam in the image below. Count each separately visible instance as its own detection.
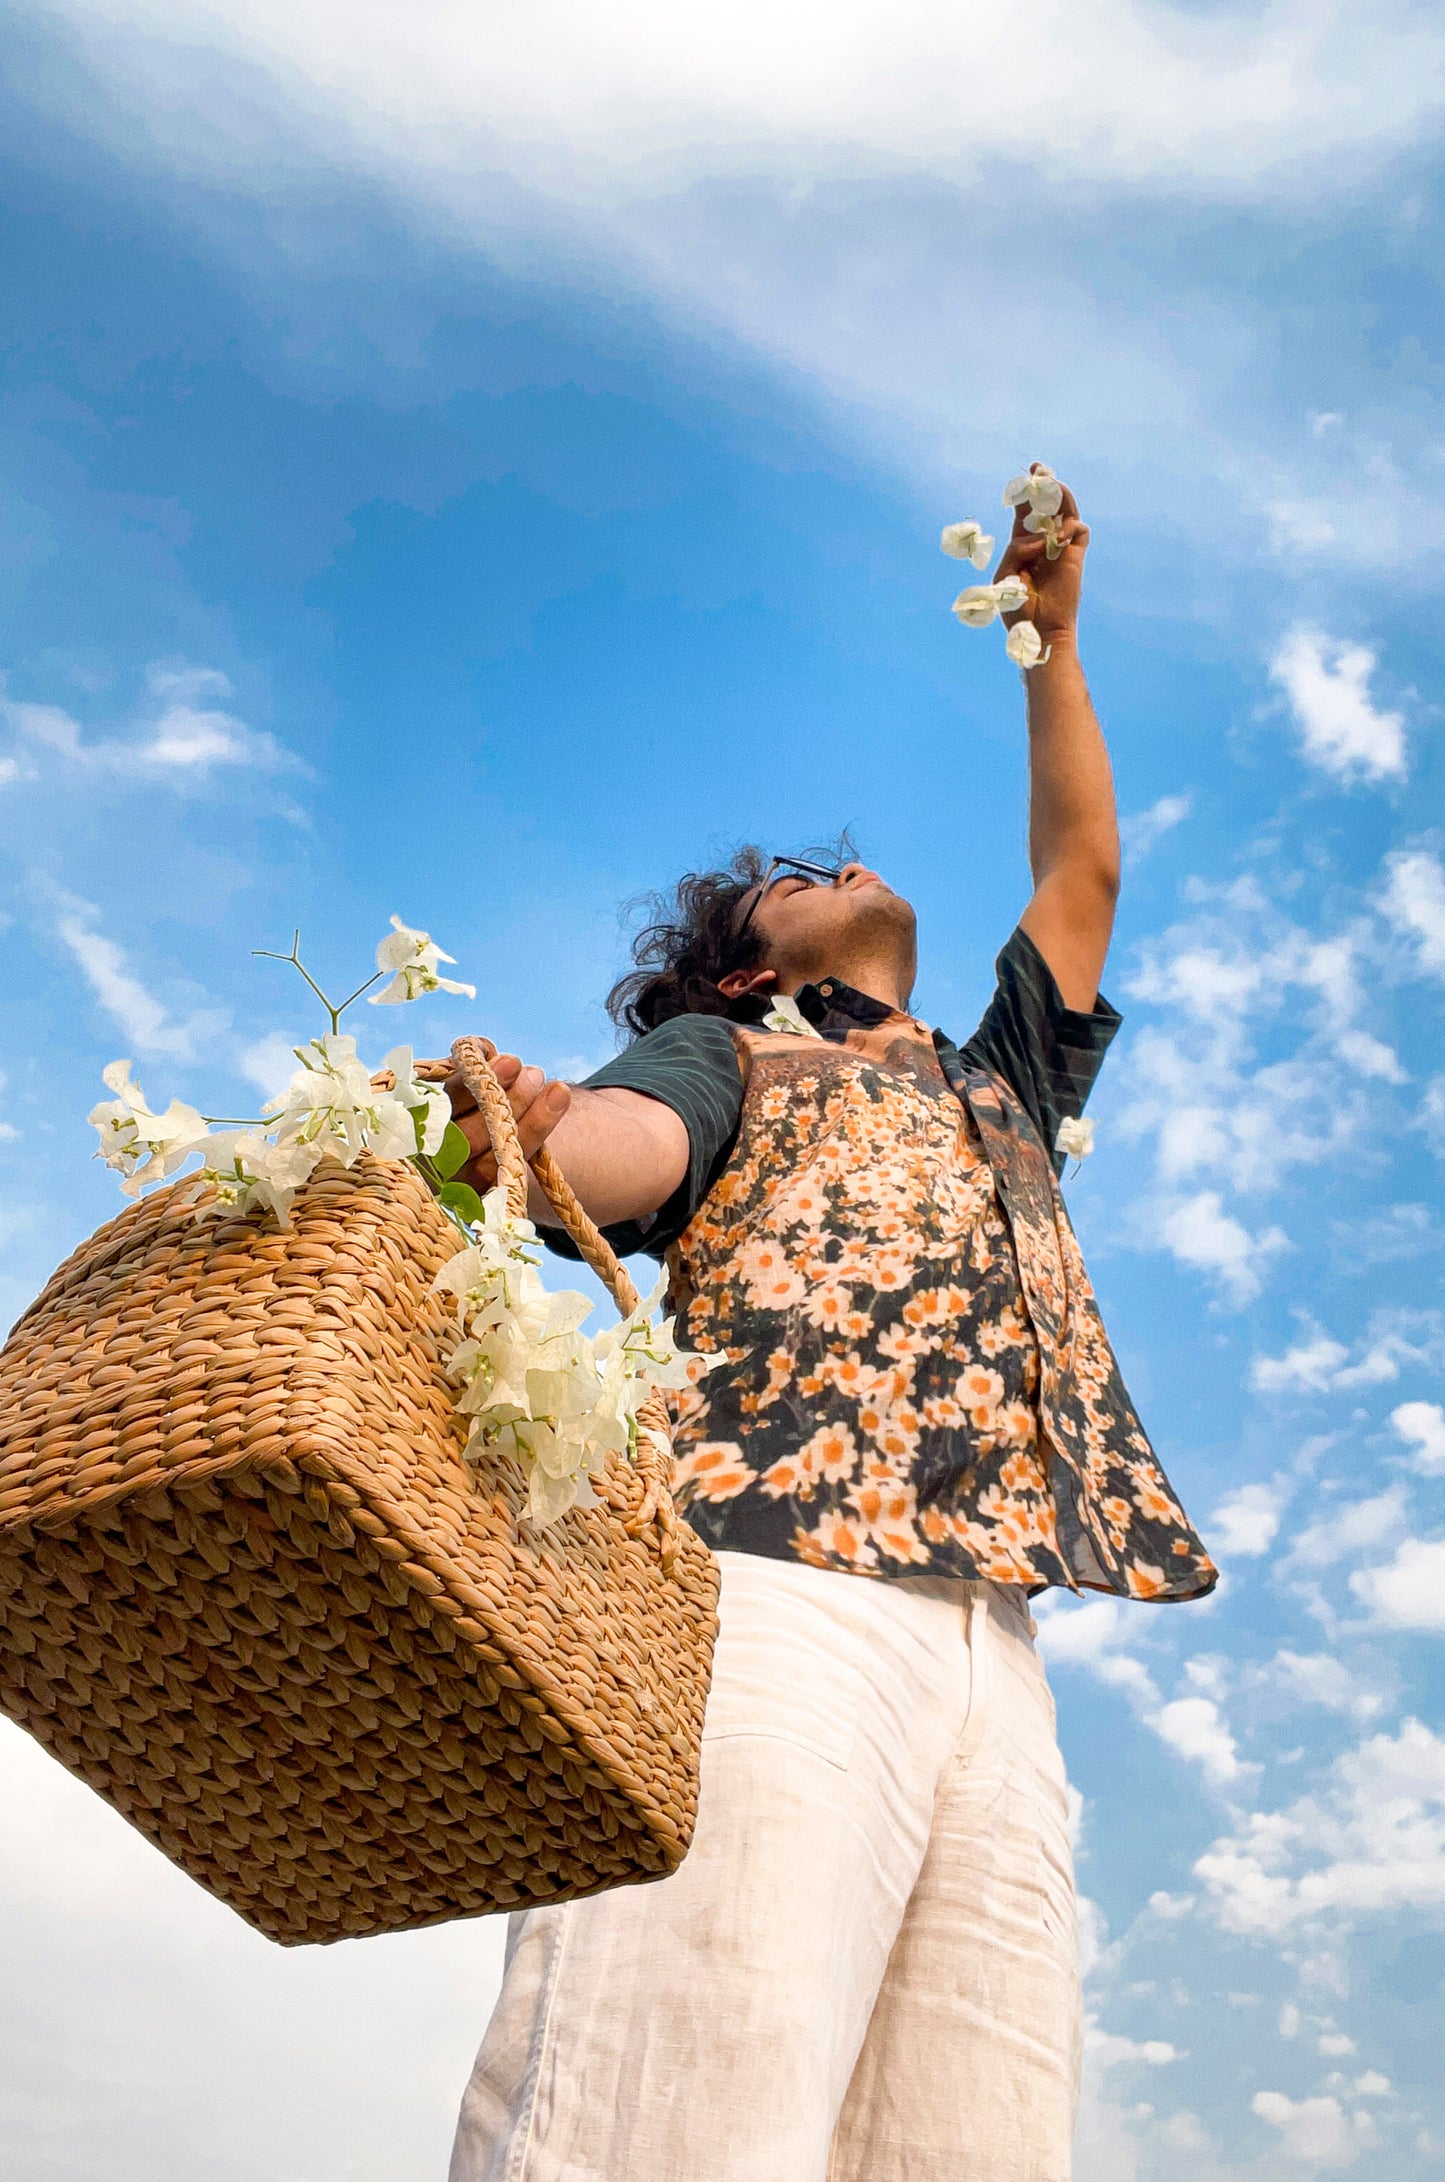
[953,1586,993,1767]
[509,1910,573,2182]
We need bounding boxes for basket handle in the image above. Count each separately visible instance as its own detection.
[446,1037,679,1571]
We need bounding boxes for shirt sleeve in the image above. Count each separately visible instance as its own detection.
[954,925,1121,1168]
[541,1013,746,1264]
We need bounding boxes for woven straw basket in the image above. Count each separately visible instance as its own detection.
[0,1037,719,1945]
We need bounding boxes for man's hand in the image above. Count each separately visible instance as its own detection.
[993,466,1090,654]
[425,1042,572,1195]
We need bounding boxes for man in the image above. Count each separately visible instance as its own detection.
[444,474,1216,2182]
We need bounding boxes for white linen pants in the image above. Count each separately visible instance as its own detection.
[449,1550,1080,2182]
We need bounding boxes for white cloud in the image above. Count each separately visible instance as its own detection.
[1037,1603,1250,1789]
[1086,2025,1180,2069]
[1195,1717,1445,1934]
[1334,1028,1407,1083]
[1121,793,1191,869]
[1263,1651,1387,1724]
[1252,1330,1350,1392]
[48,0,1445,202]
[1158,1190,1288,1304]
[1152,1696,1244,1787]
[1208,1479,1287,1557]
[1381,849,1445,977]
[240,1031,304,1099]
[1420,1075,1445,1158]
[1289,1486,1407,1571]
[1392,1399,1445,1473]
[51,897,227,1061]
[1,667,299,783]
[1351,1538,1445,1631]
[1269,628,1406,784]
[1252,2090,1375,2166]
[1117,880,1404,1290]
[1252,1313,1443,1394]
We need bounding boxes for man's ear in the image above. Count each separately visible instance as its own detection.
[717,966,778,1001]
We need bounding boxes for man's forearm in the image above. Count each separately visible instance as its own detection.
[1017,637,1120,1011]
[1024,637,1120,895]
[524,1085,690,1231]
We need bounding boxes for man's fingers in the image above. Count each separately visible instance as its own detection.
[504,1063,546,1123]
[514,1081,571,1161]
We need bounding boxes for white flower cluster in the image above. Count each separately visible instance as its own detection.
[941,463,1066,672]
[370,915,477,1006]
[88,921,467,1227]
[433,1190,702,1528]
[85,915,708,1530]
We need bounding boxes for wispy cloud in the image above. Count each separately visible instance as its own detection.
[1,664,303,786]
[1269,628,1407,785]
[1251,1312,1444,1394]
[53,0,1445,201]
[49,894,228,1060]
[1380,848,1445,978]
[1121,792,1191,869]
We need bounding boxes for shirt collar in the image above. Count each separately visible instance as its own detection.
[793,977,903,1039]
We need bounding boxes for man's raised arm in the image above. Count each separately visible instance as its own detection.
[995,472,1120,1012]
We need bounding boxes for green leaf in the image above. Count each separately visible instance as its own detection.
[437,1180,484,1227]
[435,1121,472,1181]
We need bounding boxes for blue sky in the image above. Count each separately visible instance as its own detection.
[2,4,1444,2175]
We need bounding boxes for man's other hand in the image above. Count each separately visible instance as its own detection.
[993,467,1090,654]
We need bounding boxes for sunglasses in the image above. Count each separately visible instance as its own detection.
[733,855,844,943]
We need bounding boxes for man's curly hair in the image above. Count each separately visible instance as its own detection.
[606,835,857,1038]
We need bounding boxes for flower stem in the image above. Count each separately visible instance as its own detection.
[254,930,354,1033]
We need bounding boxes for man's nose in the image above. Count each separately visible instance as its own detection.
[837,862,881,889]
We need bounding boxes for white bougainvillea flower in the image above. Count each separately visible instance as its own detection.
[1056,1116,1095,1162]
[433,1194,714,1528]
[761,994,824,1038]
[1003,464,1064,517]
[1005,621,1051,670]
[369,915,477,1005]
[189,1130,323,1227]
[88,1062,208,1196]
[1023,508,1067,560]
[952,575,1031,629]
[377,1045,450,1156]
[264,1031,422,1166]
[940,520,994,569]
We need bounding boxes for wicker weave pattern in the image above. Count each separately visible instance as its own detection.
[0,1104,719,1944]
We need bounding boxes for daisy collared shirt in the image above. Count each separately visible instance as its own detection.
[552,929,1217,1601]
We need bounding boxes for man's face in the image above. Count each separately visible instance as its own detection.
[744,861,918,995]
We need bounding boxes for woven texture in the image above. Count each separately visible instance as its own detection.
[0,1046,719,1946]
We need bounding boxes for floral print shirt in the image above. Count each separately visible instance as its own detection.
[556,932,1217,1601]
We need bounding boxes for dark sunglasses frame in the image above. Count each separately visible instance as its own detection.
[733,854,844,944]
